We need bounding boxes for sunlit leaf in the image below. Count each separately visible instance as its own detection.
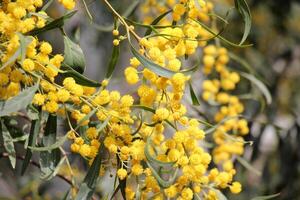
[28,134,68,152]
[0,82,39,117]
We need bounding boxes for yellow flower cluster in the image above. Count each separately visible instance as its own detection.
[201,44,249,166]
[0,1,68,100]
[0,0,251,199]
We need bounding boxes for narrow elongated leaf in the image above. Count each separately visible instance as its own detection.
[63,36,85,73]
[192,19,252,48]
[105,43,120,79]
[27,11,77,35]
[239,72,272,105]
[39,115,61,179]
[41,0,54,11]
[28,134,68,151]
[96,117,110,132]
[75,144,105,200]
[236,156,262,176]
[234,0,252,45]
[131,46,198,78]
[0,83,39,117]
[75,108,97,130]
[144,9,172,36]
[21,118,41,175]
[62,66,101,87]
[145,138,175,167]
[210,188,228,200]
[1,121,16,168]
[18,33,32,64]
[146,161,178,188]
[251,193,280,200]
[189,82,200,106]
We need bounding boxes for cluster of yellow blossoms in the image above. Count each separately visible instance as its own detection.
[0,0,250,199]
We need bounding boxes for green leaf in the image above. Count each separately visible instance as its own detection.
[21,118,41,175]
[27,11,77,35]
[146,161,178,188]
[210,188,228,200]
[1,121,16,168]
[192,19,252,48]
[0,34,31,71]
[0,82,39,117]
[75,144,105,200]
[63,36,86,74]
[75,108,97,130]
[28,134,68,152]
[131,46,198,78]
[189,82,200,106]
[236,156,262,176]
[144,9,172,36]
[18,33,33,64]
[234,0,252,45]
[144,138,175,168]
[131,105,177,130]
[105,41,120,79]
[62,66,101,87]
[39,114,61,180]
[239,72,272,105]
[96,117,110,132]
[26,105,39,120]
[41,0,54,11]
[250,193,280,200]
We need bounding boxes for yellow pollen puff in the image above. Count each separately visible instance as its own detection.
[59,0,76,10]
[112,29,119,36]
[230,181,242,194]
[124,67,139,85]
[113,39,120,46]
[86,127,98,139]
[117,168,127,180]
[79,144,91,157]
[33,93,45,106]
[155,108,169,121]
[40,42,52,55]
[22,59,35,71]
[181,187,193,200]
[129,57,140,68]
[57,89,70,102]
[131,164,143,175]
[174,4,186,15]
[45,101,58,113]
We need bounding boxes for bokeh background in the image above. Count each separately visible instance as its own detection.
[1,0,300,199]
